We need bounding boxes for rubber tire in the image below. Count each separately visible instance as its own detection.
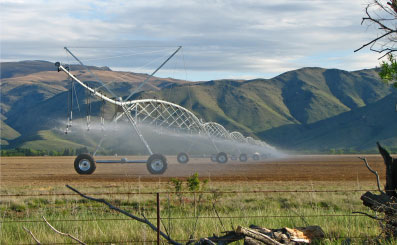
[252,153,260,161]
[177,152,189,164]
[216,152,228,164]
[147,154,168,174]
[74,153,96,175]
[239,153,248,162]
[210,154,218,162]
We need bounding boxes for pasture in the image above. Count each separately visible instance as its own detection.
[0,155,389,244]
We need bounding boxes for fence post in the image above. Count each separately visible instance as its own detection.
[157,192,160,244]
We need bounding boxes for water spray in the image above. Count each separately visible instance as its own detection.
[54,46,282,175]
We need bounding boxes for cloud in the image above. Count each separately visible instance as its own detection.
[0,0,383,80]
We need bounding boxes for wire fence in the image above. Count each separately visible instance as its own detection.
[1,214,371,224]
[0,187,386,244]
[0,188,382,197]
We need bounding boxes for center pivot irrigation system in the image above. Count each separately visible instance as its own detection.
[55,46,277,175]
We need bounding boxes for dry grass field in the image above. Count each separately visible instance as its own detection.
[0,155,390,244]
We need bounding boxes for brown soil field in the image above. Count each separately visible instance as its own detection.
[0,155,387,186]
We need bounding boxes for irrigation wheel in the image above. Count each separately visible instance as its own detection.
[216,152,228,164]
[74,153,96,175]
[147,154,168,174]
[177,152,189,164]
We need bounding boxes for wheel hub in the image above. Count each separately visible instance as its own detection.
[79,159,91,171]
[151,159,164,171]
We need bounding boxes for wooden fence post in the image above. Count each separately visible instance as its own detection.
[157,192,160,244]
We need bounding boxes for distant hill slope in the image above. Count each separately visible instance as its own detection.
[1,60,395,152]
[0,60,111,79]
[134,67,391,137]
[0,120,20,145]
[0,60,187,114]
[259,91,397,151]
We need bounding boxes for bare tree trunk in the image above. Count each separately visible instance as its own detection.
[360,143,397,238]
[377,142,397,198]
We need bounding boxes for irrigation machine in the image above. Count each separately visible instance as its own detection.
[55,46,276,175]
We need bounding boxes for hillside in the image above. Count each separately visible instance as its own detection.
[134,67,391,137]
[259,91,397,151]
[0,120,20,145]
[1,60,395,152]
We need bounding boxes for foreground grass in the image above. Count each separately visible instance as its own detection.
[0,180,389,244]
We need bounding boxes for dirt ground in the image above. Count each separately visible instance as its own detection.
[0,154,388,186]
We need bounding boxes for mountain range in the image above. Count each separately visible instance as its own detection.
[1,60,396,153]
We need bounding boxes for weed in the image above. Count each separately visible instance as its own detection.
[9,203,26,212]
[187,173,200,192]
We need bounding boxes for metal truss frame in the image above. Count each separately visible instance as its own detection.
[57,63,271,153]
[56,47,272,156]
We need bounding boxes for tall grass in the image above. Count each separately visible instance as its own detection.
[0,180,387,244]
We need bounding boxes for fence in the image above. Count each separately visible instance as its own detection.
[0,186,382,244]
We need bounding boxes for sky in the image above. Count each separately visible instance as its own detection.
[0,0,386,81]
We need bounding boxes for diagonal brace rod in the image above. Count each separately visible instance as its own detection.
[125,46,181,101]
[64,47,118,98]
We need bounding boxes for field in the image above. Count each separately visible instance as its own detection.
[0,155,391,244]
[0,154,387,184]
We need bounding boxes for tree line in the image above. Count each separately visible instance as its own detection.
[1,147,89,157]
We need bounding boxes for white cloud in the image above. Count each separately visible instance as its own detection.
[0,0,384,80]
[328,52,385,71]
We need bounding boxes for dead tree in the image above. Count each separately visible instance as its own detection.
[359,142,397,238]
[355,1,397,58]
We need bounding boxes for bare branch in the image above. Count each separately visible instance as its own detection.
[358,157,384,193]
[22,226,41,244]
[42,216,86,245]
[352,211,384,221]
[355,31,394,52]
[379,50,394,59]
[363,5,395,32]
[66,184,181,245]
[356,2,397,55]
[370,47,397,59]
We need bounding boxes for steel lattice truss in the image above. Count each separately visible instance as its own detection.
[120,99,205,134]
[119,100,270,148]
[230,131,247,143]
[57,62,272,150]
[203,122,231,139]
